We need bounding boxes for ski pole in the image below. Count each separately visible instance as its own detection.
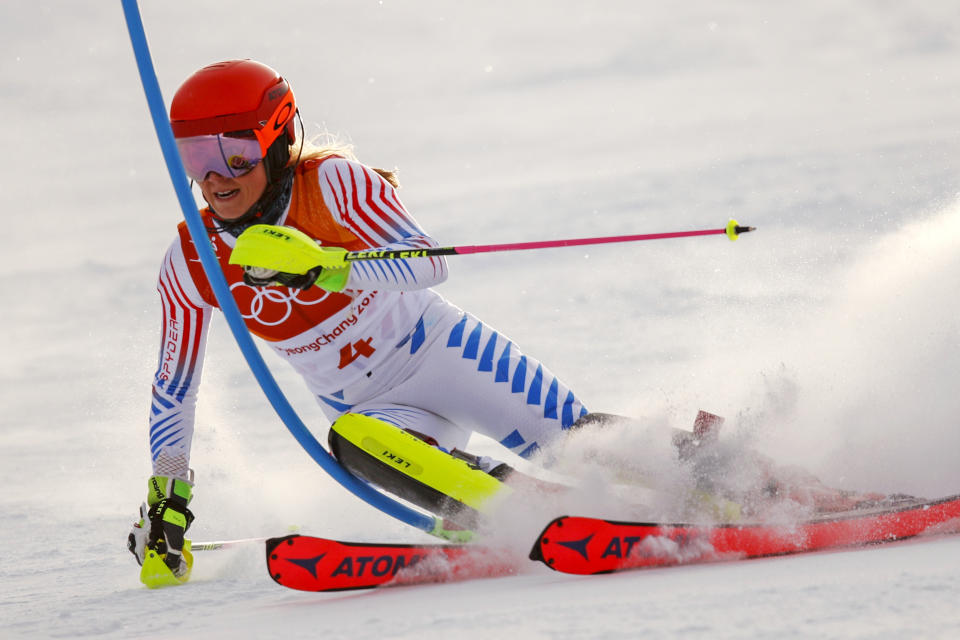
[191,536,271,552]
[231,220,755,273]
[191,525,301,551]
[346,219,755,262]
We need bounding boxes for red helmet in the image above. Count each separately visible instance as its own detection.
[170,60,297,157]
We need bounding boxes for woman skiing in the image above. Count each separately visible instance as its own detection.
[128,59,885,584]
[127,59,592,578]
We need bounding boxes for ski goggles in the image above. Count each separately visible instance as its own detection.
[175,132,264,182]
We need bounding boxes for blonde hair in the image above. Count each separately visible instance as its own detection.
[288,134,399,188]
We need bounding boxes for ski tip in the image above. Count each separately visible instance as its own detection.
[529,516,569,563]
[528,542,545,562]
[264,534,304,589]
[264,534,299,558]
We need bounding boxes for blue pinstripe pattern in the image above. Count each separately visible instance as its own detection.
[437,314,589,449]
[409,316,426,354]
[373,260,394,283]
[500,429,526,449]
[495,342,513,382]
[447,316,468,347]
[526,364,544,406]
[561,391,577,428]
[463,321,483,359]
[478,331,499,372]
[354,261,372,279]
[397,259,416,281]
[150,419,179,447]
[151,388,175,410]
[150,418,183,460]
[319,393,354,413]
[152,438,183,461]
[349,253,419,286]
[518,442,540,459]
[498,429,540,459]
[381,260,406,284]
[511,356,527,393]
[543,378,559,419]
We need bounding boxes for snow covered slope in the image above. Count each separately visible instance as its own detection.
[1,1,958,638]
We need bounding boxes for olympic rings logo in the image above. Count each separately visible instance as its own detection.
[229,281,329,326]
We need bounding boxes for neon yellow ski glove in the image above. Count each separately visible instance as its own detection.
[230,224,348,272]
[230,225,351,291]
[128,475,194,580]
[241,263,351,292]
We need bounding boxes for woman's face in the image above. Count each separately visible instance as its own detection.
[198,163,267,220]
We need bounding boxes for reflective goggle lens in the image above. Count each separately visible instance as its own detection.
[175,134,263,181]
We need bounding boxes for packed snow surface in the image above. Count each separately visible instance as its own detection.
[2,1,959,638]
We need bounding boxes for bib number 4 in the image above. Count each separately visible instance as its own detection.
[338,338,376,369]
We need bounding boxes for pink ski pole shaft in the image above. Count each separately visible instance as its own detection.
[345,220,755,262]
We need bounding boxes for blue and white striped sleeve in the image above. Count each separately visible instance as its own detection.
[316,157,449,291]
[149,240,211,479]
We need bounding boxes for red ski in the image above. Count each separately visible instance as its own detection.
[265,534,518,591]
[530,494,960,575]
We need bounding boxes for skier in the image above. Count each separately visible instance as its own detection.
[127,59,594,579]
[128,59,884,583]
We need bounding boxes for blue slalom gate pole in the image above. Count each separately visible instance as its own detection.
[120,0,437,535]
